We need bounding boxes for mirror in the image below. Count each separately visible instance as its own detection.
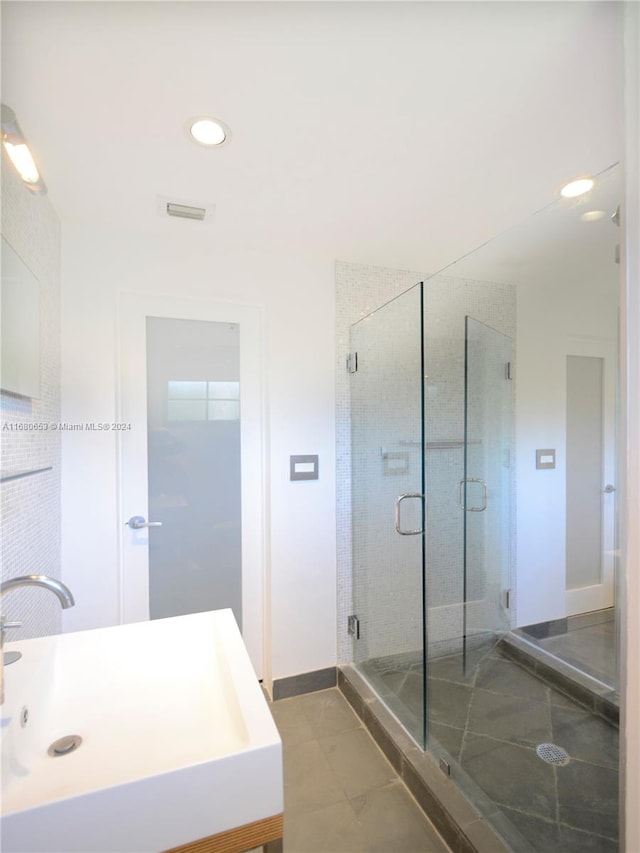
[1,235,40,400]
[429,161,621,694]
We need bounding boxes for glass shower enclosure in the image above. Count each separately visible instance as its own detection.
[350,282,513,752]
[350,283,427,745]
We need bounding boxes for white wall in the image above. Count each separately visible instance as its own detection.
[60,222,336,682]
[515,270,618,627]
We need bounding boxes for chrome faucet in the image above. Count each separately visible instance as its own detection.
[1,575,75,704]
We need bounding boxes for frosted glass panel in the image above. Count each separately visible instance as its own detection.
[168,380,207,399]
[209,381,239,399]
[146,317,242,624]
[167,399,207,421]
[208,400,240,421]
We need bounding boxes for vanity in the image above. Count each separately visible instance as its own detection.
[0,609,283,853]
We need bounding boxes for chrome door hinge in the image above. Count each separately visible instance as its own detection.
[502,589,511,610]
[348,614,360,639]
[347,352,358,374]
[506,362,513,380]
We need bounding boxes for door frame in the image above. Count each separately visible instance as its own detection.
[116,292,268,679]
[565,336,617,617]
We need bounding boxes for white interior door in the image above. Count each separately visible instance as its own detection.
[118,292,266,677]
[565,338,616,617]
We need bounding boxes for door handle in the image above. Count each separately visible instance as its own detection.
[394,493,424,535]
[458,478,488,512]
[126,516,163,530]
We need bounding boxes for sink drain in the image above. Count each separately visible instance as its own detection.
[48,735,83,757]
[536,743,570,766]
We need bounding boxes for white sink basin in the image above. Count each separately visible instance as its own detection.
[1,609,283,852]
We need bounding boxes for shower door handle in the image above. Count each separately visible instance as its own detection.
[394,493,424,535]
[457,478,488,512]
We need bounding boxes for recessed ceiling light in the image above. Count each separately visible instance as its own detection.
[580,210,606,222]
[560,177,594,198]
[187,116,229,147]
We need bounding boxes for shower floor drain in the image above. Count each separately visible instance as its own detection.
[536,743,570,765]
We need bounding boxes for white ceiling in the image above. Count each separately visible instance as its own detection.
[1,1,624,273]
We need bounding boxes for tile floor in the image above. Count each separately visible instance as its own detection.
[522,619,616,689]
[269,688,452,853]
[362,642,619,852]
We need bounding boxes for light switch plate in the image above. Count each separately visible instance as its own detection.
[290,454,319,481]
[536,449,556,469]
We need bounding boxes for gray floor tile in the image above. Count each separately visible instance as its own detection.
[547,685,582,710]
[273,688,451,853]
[559,824,619,853]
[351,780,451,853]
[318,727,397,798]
[550,706,618,769]
[283,738,348,814]
[297,688,362,738]
[427,654,475,686]
[460,733,557,821]
[462,638,504,671]
[528,621,616,687]
[271,696,317,747]
[474,656,549,703]
[284,799,367,853]
[500,807,561,851]
[376,668,414,697]
[557,760,618,840]
[426,679,473,729]
[427,721,464,759]
[397,669,425,719]
[467,688,552,747]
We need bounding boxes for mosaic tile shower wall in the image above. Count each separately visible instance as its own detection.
[1,150,62,639]
[336,261,516,665]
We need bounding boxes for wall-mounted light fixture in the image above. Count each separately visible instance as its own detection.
[1,104,47,195]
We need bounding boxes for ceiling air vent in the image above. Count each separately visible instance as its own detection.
[166,202,206,221]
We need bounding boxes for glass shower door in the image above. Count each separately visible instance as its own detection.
[420,303,512,758]
[350,283,427,747]
[462,316,512,657]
